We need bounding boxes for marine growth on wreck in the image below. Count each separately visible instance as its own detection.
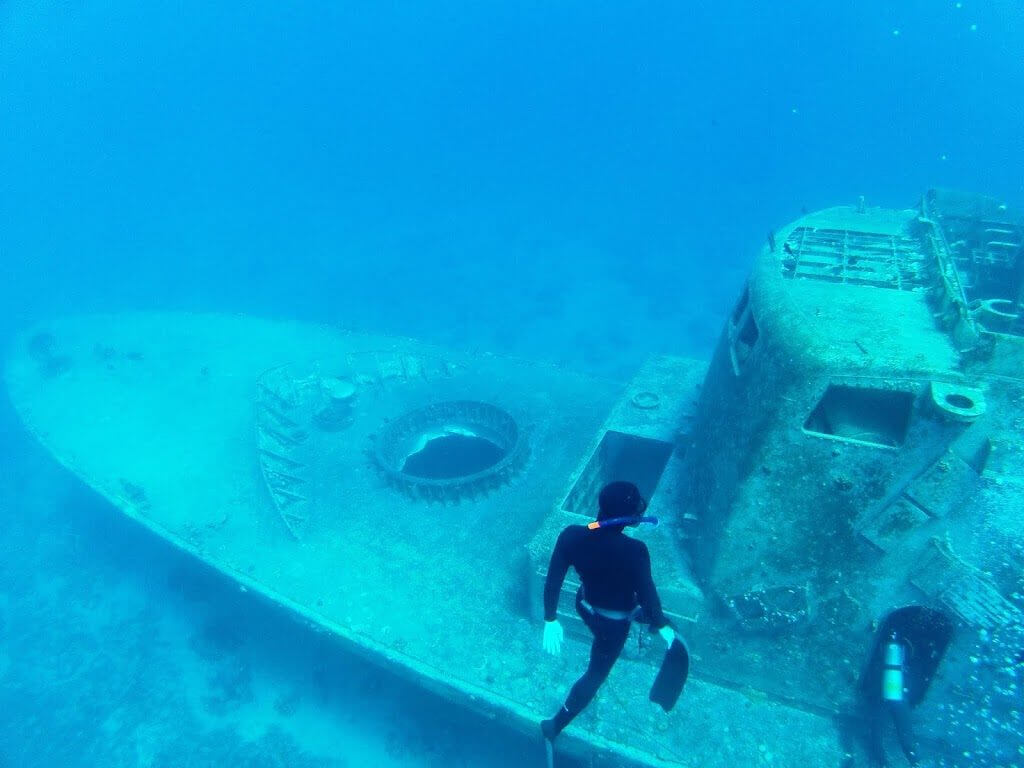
[6,189,1023,767]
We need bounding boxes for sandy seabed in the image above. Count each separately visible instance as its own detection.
[0,431,567,768]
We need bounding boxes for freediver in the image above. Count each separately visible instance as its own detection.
[539,480,679,743]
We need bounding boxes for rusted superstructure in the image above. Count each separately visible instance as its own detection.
[536,188,1023,765]
[666,190,1023,762]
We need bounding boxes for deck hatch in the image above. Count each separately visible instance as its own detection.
[562,430,674,515]
[803,385,914,448]
[782,227,929,291]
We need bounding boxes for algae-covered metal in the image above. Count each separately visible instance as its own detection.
[673,188,1023,764]
[6,189,1022,767]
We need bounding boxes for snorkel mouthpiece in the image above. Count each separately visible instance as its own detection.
[587,516,658,530]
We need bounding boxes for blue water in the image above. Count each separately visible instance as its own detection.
[1,1,1022,766]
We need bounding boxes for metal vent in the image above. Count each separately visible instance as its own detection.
[782,227,929,290]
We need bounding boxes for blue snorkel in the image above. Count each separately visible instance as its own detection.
[587,515,658,530]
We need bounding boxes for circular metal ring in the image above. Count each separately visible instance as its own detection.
[373,400,528,501]
[631,391,660,410]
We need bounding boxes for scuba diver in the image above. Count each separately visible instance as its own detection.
[869,629,920,766]
[858,607,954,767]
[539,480,681,744]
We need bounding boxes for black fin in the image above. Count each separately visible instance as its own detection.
[649,638,689,712]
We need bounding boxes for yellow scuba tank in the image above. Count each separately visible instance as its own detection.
[882,632,905,702]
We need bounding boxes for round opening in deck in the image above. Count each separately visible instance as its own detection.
[402,430,506,479]
[929,381,986,423]
[373,400,528,500]
[944,393,974,411]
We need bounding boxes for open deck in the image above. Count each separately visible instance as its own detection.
[5,311,844,767]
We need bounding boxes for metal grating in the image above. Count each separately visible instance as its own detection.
[940,215,1024,334]
[941,216,1024,273]
[781,227,929,290]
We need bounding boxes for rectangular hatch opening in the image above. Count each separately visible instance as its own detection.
[803,385,914,448]
[562,431,674,514]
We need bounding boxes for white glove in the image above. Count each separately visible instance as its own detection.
[658,625,675,647]
[542,620,564,656]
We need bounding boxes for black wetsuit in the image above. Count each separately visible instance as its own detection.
[542,524,667,735]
